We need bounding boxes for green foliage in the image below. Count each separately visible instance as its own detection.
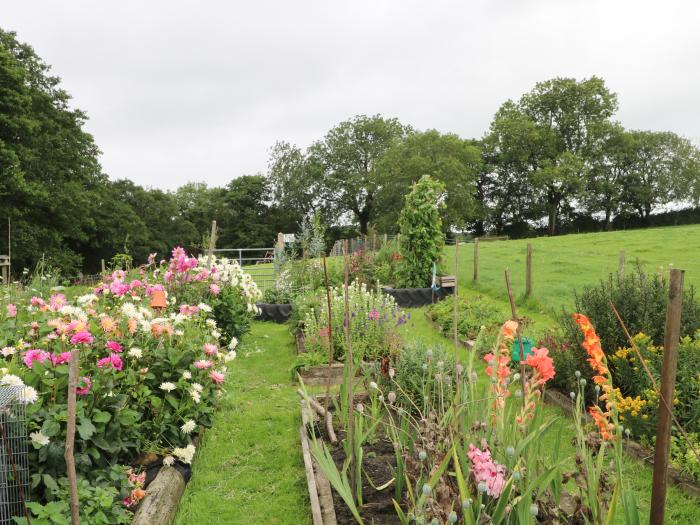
[18,472,132,524]
[427,294,503,342]
[211,286,252,344]
[396,175,445,288]
[562,265,700,356]
[370,239,401,286]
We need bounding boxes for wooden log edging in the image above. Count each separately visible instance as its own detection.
[131,466,187,525]
[300,399,338,525]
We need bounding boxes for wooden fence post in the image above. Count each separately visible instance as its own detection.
[525,243,532,297]
[277,232,285,253]
[650,268,685,525]
[473,238,479,281]
[619,250,626,279]
[207,220,217,268]
[100,259,106,275]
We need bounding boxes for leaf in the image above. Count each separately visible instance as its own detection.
[92,410,111,424]
[41,418,60,438]
[77,416,96,440]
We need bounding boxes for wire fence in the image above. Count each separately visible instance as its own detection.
[0,386,30,525]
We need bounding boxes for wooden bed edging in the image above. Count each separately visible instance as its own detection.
[300,398,338,525]
[131,466,187,525]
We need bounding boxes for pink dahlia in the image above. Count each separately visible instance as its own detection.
[23,349,50,368]
[194,360,213,370]
[97,353,123,371]
[105,340,123,353]
[209,370,225,384]
[70,331,94,345]
[6,304,17,318]
[76,376,92,396]
[203,343,218,356]
[209,284,220,296]
[50,352,73,366]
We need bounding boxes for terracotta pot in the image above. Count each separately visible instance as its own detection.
[150,289,167,310]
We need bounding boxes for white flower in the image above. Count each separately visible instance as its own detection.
[30,431,50,447]
[173,444,196,464]
[205,319,217,328]
[162,455,175,466]
[191,382,203,392]
[21,386,38,405]
[224,351,237,362]
[198,303,212,313]
[121,302,139,319]
[190,390,201,404]
[128,347,143,359]
[180,420,196,434]
[211,330,221,339]
[160,382,176,392]
[0,374,23,387]
[228,337,238,350]
[174,330,184,337]
[182,371,192,380]
[369,381,378,390]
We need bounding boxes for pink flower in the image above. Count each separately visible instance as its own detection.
[6,304,17,318]
[195,360,213,370]
[209,370,225,384]
[49,293,67,311]
[203,343,218,356]
[23,349,50,368]
[368,308,380,321]
[70,331,94,345]
[524,347,555,385]
[105,340,123,353]
[468,444,506,497]
[77,376,92,396]
[209,284,220,296]
[97,353,123,371]
[129,279,143,290]
[50,352,73,366]
[30,296,47,310]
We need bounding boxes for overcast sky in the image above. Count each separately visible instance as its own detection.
[4,1,700,190]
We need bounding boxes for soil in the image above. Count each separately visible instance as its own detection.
[327,429,402,525]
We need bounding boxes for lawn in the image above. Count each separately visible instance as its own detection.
[445,224,700,314]
[175,321,311,525]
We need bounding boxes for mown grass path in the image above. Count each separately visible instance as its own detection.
[175,321,311,525]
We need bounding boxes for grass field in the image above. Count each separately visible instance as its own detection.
[446,224,700,314]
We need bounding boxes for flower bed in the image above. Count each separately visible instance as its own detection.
[0,248,261,521]
[301,317,646,524]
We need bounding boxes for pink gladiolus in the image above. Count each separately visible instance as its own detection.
[105,340,123,353]
[194,360,213,370]
[97,353,123,371]
[70,331,94,345]
[6,304,17,318]
[203,343,218,356]
[209,284,220,296]
[77,376,92,396]
[209,370,225,384]
[467,444,506,497]
[23,349,50,368]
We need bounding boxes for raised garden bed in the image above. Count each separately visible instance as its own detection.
[380,286,452,308]
[255,302,293,323]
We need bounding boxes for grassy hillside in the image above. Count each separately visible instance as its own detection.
[445,224,700,314]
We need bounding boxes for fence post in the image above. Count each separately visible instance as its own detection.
[473,238,479,281]
[100,259,106,275]
[650,268,684,525]
[525,243,532,297]
[207,220,217,268]
[619,250,625,279]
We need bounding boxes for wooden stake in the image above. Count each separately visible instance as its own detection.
[505,270,527,408]
[619,250,626,279]
[65,348,81,525]
[453,237,459,369]
[100,259,105,275]
[525,243,532,297]
[473,238,479,281]
[650,268,684,525]
[342,240,356,502]
[321,255,334,414]
[207,220,217,268]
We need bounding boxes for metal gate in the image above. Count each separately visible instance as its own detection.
[211,247,277,292]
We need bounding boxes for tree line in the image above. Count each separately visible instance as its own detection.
[1,28,699,276]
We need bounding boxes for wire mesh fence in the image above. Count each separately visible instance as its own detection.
[0,386,29,524]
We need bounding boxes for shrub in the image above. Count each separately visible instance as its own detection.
[563,265,700,356]
[396,175,445,288]
[372,239,401,286]
[427,294,503,341]
[211,285,251,344]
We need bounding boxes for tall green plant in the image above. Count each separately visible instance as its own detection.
[396,175,445,288]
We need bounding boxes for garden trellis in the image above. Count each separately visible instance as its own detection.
[0,386,30,525]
